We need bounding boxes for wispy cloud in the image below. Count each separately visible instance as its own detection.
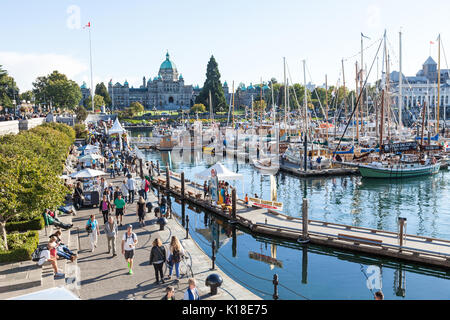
[0,52,88,91]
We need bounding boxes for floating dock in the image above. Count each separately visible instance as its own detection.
[151,169,450,269]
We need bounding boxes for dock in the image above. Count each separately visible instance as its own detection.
[280,160,360,177]
[151,169,450,269]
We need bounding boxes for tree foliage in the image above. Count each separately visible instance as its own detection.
[84,95,105,111]
[32,71,81,110]
[195,56,227,112]
[75,105,88,123]
[191,103,206,114]
[95,82,112,107]
[0,123,74,250]
[0,65,19,110]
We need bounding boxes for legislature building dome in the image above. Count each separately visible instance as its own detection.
[158,51,179,81]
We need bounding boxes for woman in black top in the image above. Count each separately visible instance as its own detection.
[136,196,146,227]
[73,182,84,210]
[149,238,166,284]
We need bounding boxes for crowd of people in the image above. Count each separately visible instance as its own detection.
[61,123,203,300]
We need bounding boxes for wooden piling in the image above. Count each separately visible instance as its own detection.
[232,188,237,220]
[181,171,185,200]
[302,198,309,240]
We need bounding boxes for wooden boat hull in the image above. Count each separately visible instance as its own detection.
[359,163,441,178]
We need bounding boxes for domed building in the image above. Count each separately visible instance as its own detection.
[107,51,230,110]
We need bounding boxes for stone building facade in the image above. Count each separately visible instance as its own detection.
[107,52,230,110]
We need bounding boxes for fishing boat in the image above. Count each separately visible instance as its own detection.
[251,155,279,175]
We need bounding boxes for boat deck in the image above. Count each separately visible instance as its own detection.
[152,170,450,269]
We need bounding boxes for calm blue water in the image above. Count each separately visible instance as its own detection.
[145,149,450,300]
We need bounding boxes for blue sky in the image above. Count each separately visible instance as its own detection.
[1,0,450,92]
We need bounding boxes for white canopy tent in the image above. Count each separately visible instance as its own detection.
[195,163,244,195]
[108,118,126,135]
[78,153,104,163]
[70,168,107,179]
[9,287,80,300]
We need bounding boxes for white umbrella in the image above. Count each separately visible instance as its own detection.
[9,287,80,300]
[70,169,107,178]
[78,154,103,162]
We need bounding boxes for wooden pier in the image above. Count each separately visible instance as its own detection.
[151,169,450,269]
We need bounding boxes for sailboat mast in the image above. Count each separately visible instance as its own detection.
[325,74,329,142]
[437,34,441,134]
[283,57,287,132]
[209,90,213,124]
[303,60,308,172]
[399,30,403,131]
[232,81,235,127]
[342,59,348,128]
[355,61,360,142]
[271,80,275,125]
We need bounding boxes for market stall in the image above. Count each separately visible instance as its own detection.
[69,169,107,207]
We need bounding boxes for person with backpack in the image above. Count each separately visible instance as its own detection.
[86,215,100,253]
[149,237,166,284]
[167,236,185,281]
[122,225,138,275]
[137,196,146,227]
[99,195,113,224]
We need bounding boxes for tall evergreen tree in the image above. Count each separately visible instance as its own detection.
[195,56,227,112]
[0,65,19,109]
[95,82,112,107]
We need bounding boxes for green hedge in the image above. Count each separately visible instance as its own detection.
[6,217,44,232]
[0,231,39,263]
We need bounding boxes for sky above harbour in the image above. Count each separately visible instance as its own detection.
[1,0,450,92]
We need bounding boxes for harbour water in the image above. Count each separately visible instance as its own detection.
[143,148,450,300]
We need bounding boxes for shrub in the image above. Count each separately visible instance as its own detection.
[74,123,87,139]
[0,231,39,263]
[6,217,44,232]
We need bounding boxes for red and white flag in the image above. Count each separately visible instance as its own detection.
[430,41,435,45]
[83,22,91,29]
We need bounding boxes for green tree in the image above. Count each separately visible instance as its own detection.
[19,91,34,103]
[74,123,87,139]
[0,65,19,110]
[129,102,144,115]
[75,105,88,123]
[195,56,227,112]
[84,95,105,111]
[32,71,81,110]
[191,103,206,114]
[95,82,112,107]
[253,99,267,112]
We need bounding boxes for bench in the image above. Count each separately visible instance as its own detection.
[337,234,383,246]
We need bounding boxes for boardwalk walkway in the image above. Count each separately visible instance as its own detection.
[73,173,260,300]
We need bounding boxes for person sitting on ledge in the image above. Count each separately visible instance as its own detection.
[43,209,73,230]
[49,230,77,262]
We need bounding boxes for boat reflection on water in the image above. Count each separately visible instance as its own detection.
[169,197,450,300]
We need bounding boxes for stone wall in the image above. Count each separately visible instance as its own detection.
[0,118,46,136]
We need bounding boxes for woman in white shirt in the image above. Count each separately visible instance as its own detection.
[183,278,200,300]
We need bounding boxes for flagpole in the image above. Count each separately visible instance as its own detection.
[88,24,94,113]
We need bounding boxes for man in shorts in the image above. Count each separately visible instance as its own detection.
[114,193,126,226]
[122,225,138,275]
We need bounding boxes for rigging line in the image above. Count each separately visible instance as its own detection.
[333,37,384,155]
[342,37,383,62]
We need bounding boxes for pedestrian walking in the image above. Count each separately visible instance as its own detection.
[122,225,138,275]
[183,278,200,300]
[167,236,185,281]
[86,215,100,253]
[121,180,129,203]
[104,216,118,257]
[149,238,166,284]
[127,175,136,204]
[73,182,84,210]
[99,195,112,224]
[161,286,176,300]
[137,196,146,227]
[114,193,126,226]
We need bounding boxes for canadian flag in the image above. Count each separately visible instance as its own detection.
[83,22,91,29]
[430,41,435,45]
